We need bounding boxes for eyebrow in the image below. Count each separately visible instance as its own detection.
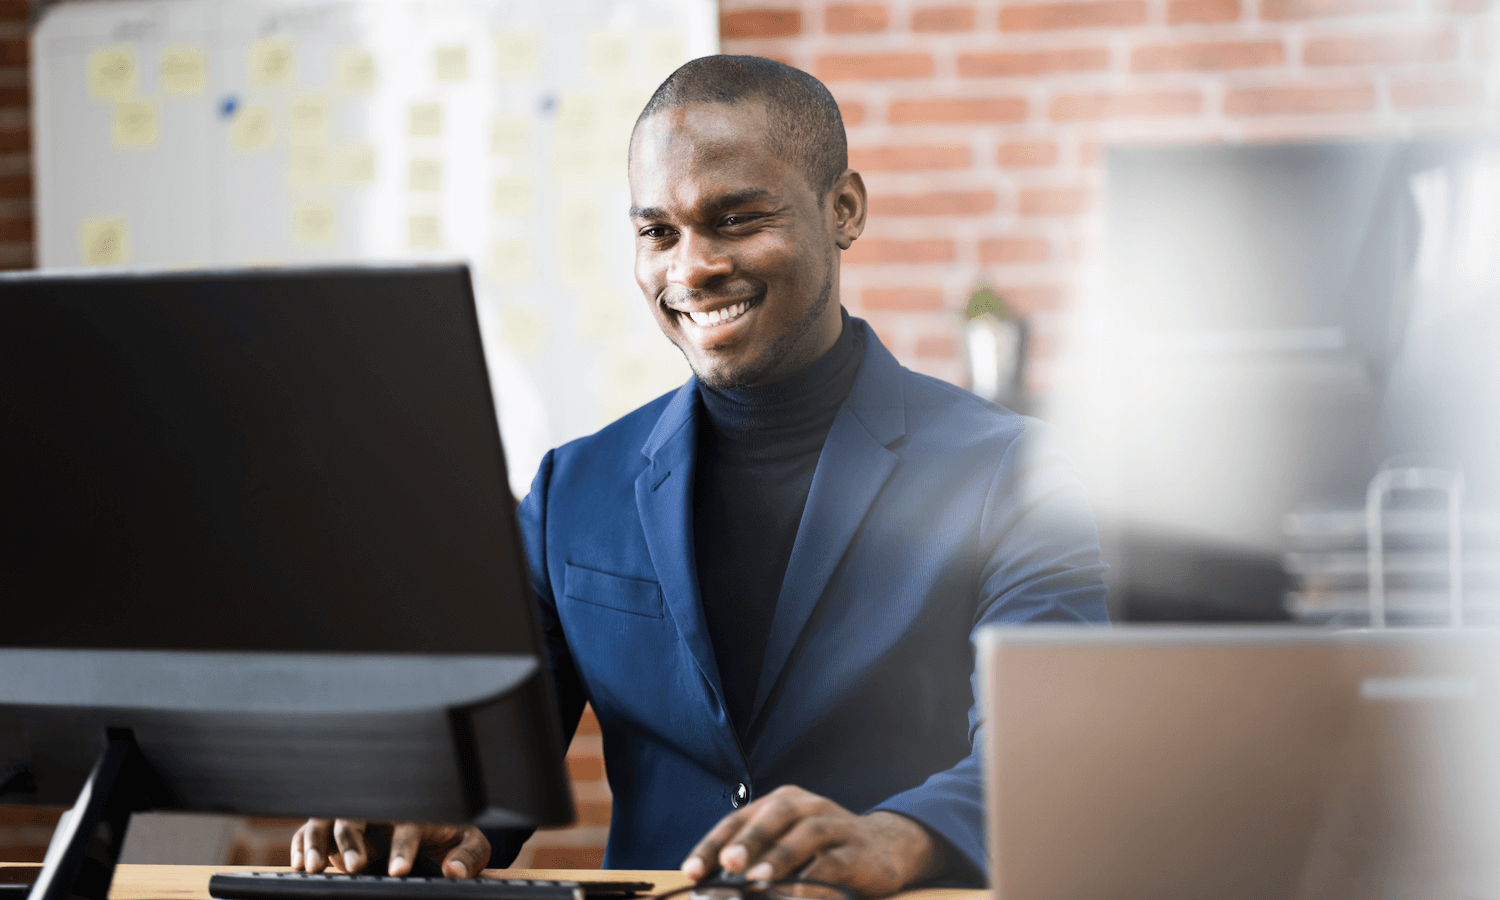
[629,188,776,221]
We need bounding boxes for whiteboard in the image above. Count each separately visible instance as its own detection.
[32,0,716,494]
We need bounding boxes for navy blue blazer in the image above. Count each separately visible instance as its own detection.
[501,319,1108,880]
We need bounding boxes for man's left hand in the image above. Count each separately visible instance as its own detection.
[679,785,941,898]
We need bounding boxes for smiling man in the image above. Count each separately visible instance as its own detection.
[293,56,1108,896]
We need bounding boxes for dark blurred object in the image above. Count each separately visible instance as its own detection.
[1114,529,1292,622]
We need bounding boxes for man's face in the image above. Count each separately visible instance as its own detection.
[628,102,862,390]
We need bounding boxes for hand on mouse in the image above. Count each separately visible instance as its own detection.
[678,786,941,898]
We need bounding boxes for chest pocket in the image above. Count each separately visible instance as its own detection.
[563,563,665,619]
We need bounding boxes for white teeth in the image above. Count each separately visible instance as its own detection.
[685,300,749,327]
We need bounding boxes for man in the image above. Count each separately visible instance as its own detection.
[292,56,1108,895]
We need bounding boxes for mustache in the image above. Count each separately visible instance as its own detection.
[661,287,760,310]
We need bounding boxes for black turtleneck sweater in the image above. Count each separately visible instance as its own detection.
[694,311,865,740]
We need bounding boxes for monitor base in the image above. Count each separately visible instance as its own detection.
[29,730,165,900]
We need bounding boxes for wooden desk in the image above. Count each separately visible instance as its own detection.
[0,865,984,900]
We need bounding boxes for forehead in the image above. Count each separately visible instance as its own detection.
[629,102,807,210]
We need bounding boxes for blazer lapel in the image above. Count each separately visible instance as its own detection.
[749,323,907,723]
[634,378,727,706]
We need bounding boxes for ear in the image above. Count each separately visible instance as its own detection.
[830,169,868,250]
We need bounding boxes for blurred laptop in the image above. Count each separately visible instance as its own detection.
[977,626,1500,900]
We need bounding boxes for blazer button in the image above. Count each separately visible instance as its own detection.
[732,783,749,808]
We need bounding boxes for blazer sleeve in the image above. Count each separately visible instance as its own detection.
[869,418,1110,884]
[483,449,591,867]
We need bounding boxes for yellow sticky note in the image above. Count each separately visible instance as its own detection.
[554,196,602,284]
[498,305,546,357]
[586,32,630,78]
[409,214,442,249]
[336,49,376,93]
[409,102,442,138]
[161,45,207,95]
[333,143,376,185]
[287,145,329,186]
[494,33,539,77]
[408,159,442,192]
[111,100,158,148]
[490,116,528,157]
[579,287,632,339]
[88,46,136,102]
[553,94,597,176]
[604,347,691,420]
[645,31,685,81]
[230,104,275,151]
[293,201,337,244]
[489,238,530,283]
[491,176,530,216]
[288,95,330,143]
[434,44,468,82]
[79,216,129,266]
[249,38,295,87]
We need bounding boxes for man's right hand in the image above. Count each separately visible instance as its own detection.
[290,819,491,878]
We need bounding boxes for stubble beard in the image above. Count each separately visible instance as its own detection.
[683,261,836,392]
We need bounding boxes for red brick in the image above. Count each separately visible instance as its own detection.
[0,175,25,198]
[979,236,1051,262]
[1000,0,1147,30]
[0,216,31,241]
[1050,90,1202,121]
[826,3,889,32]
[959,47,1110,76]
[0,253,32,271]
[1131,40,1283,72]
[838,100,867,125]
[0,85,26,108]
[0,845,47,863]
[1389,77,1485,108]
[889,96,1027,123]
[817,53,934,80]
[721,9,803,38]
[1167,0,1242,21]
[0,38,26,66]
[577,704,601,734]
[913,5,978,30]
[0,0,28,20]
[574,801,613,825]
[1223,83,1376,115]
[531,848,606,869]
[863,287,946,310]
[0,806,64,826]
[997,284,1066,313]
[0,128,28,154]
[997,140,1058,166]
[844,238,957,264]
[1261,0,1409,19]
[1017,187,1089,216]
[915,333,962,358]
[566,755,605,781]
[1303,28,1456,65]
[850,144,972,170]
[870,190,998,216]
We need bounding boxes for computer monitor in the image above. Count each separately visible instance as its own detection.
[0,265,574,900]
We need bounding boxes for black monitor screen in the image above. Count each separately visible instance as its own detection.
[1,264,531,656]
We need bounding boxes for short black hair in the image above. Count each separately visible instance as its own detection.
[632,55,848,197]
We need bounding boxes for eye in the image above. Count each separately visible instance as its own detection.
[638,225,674,241]
[721,214,760,229]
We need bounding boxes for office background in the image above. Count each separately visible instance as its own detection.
[2,0,1495,870]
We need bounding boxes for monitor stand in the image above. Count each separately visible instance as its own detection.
[27,730,167,900]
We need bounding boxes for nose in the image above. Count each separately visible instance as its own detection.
[668,229,732,289]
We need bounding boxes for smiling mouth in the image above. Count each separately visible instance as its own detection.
[676,297,756,328]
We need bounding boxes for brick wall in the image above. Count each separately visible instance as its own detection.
[3,0,1494,872]
[722,0,1497,389]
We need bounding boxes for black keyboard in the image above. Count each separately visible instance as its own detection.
[208,872,655,900]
